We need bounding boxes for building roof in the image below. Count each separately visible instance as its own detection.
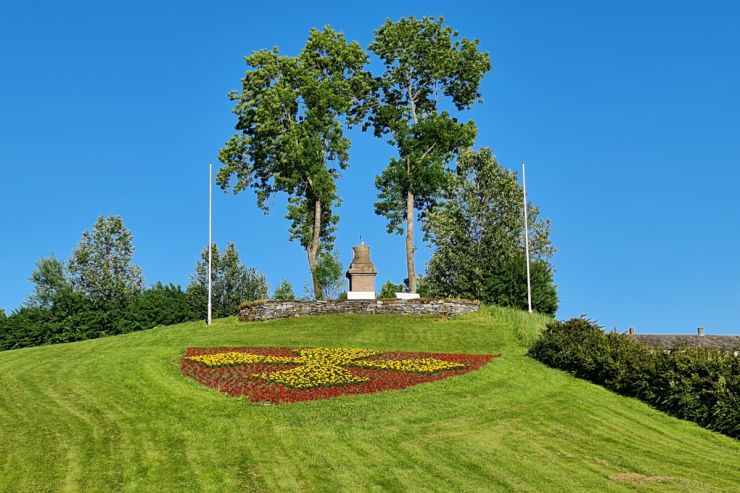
[632,334,740,350]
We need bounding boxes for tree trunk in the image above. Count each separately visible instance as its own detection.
[307,199,323,300]
[406,190,417,293]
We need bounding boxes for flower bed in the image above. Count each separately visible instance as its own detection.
[181,346,496,403]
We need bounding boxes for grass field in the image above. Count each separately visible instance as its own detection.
[0,306,738,492]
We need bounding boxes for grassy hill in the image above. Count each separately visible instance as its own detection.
[0,306,738,492]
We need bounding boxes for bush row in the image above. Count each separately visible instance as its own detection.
[528,318,739,439]
[0,283,199,351]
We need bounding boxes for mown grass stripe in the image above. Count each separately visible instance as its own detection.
[0,307,737,492]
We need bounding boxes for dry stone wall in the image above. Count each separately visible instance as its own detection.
[238,299,480,322]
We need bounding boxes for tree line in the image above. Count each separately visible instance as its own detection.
[218,16,557,313]
[0,214,354,351]
[0,216,270,351]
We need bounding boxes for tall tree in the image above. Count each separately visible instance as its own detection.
[424,147,555,303]
[187,242,268,319]
[368,16,491,292]
[218,27,372,299]
[67,215,144,306]
[26,254,69,308]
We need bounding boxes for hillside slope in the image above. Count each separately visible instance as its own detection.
[0,306,737,492]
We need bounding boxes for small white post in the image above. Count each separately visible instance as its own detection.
[207,162,213,326]
[522,162,532,314]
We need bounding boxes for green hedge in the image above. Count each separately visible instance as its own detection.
[0,283,199,351]
[528,318,740,439]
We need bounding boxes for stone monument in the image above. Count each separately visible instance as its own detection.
[346,242,377,300]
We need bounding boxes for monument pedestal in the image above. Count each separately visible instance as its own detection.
[346,243,377,300]
[347,291,376,300]
[394,292,420,300]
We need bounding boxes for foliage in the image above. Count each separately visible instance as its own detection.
[0,217,200,352]
[415,275,433,298]
[529,318,740,439]
[120,283,195,333]
[45,286,110,343]
[272,279,295,301]
[314,251,344,300]
[1,270,107,350]
[51,284,195,341]
[187,242,268,319]
[368,16,491,292]
[425,147,555,308]
[0,305,56,350]
[378,276,432,299]
[481,254,558,315]
[67,215,144,307]
[26,254,69,308]
[217,26,372,298]
[378,280,405,299]
[0,282,199,351]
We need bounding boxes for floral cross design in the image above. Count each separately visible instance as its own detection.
[185,347,466,389]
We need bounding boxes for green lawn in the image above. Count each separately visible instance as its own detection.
[0,306,737,492]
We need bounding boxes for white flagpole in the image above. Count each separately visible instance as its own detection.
[207,162,213,326]
[522,162,533,314]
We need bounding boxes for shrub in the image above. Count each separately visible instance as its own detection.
[272,280,296,301]
[529,318,740,439]
[377,276,432,299]
[482,254,558,315]
[0,282,199,352]
[0,306,53,350]
[120,283,196,332]
[378,281,405,299]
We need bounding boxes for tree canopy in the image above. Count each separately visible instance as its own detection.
[2,217,201,351]
[67,215,144,307]
[218,26,372,299]
[314,251,344,300]
[187,242,268,319]
[483,254,558,315]
[424,147,556,312]
[26,254,69,308]
[368,16,491,292]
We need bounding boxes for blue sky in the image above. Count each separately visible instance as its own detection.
[1,1,738,334]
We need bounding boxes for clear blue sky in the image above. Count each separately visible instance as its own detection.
[1,1,738,334]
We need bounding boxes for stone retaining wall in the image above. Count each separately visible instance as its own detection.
[238,299,480,322]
